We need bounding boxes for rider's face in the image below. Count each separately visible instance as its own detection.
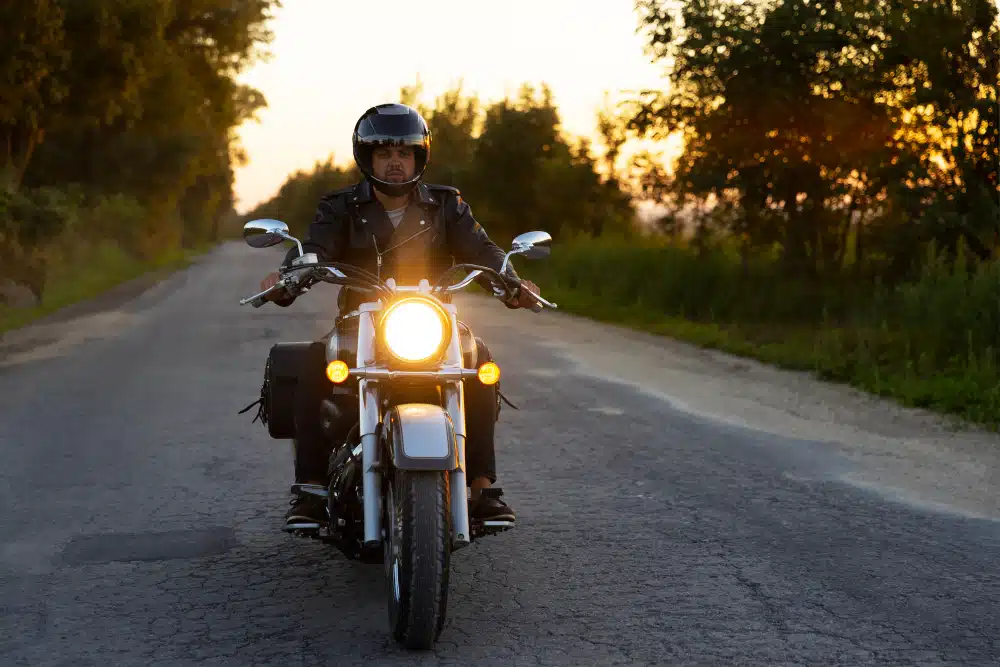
[372,146,416,183]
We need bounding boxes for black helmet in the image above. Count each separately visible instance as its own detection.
[352,103,431,197]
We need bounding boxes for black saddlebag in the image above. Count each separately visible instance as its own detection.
[258,341,323,439]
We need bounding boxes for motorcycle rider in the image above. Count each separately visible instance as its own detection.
[258,103,542,530]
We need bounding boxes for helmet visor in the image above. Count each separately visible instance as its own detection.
[356,110,429,148]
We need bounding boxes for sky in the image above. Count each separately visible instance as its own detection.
[232,0,669,213]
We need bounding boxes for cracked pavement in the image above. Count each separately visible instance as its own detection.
[0,243,998,666]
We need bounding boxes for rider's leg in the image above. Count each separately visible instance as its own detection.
[463,334,516,523]
[286,341,335,527]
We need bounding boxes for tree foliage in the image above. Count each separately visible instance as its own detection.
[630,0,999,281]
[1,0,278,294]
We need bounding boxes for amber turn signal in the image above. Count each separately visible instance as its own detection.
[326,360,350,383]
[477,362,500,385]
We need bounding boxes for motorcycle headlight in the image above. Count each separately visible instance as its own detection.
[379,297,451,364]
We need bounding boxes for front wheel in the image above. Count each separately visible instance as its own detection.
[383,470,452,649]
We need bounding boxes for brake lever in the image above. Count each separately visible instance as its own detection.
[240,270,307,307]
[505,279,556,313]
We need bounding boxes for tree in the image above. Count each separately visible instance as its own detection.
[0,0,67,186]
[21,0,278,248]
[630,0,999,280]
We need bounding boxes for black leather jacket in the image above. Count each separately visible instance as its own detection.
[276,179,519,310]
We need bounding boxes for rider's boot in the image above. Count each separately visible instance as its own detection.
[284,493,327,531]
[469,487,516,523]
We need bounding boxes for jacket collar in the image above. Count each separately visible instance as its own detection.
[349,179,439,207]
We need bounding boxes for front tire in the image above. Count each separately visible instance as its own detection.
[384,470,452,649]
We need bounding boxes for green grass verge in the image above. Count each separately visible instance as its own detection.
[533,281,1000,433]
[0,242,211,335]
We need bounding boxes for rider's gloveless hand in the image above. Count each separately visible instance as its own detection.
[260,271,289,302]
[513,280,541,309]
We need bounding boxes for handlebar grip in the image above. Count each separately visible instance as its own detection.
[501,274,546,312]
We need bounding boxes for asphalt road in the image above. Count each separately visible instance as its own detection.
[0,243,997,666]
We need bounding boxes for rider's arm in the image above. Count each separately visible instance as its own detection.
[271,197,346,307]
[443,192,522,308]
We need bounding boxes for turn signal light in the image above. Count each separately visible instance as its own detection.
[477,362,500,385]
[326,360,350,384]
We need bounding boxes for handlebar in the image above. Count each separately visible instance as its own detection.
[240,261,558,312]
[430,263,555,312]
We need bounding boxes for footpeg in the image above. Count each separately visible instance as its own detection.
[284,523,325,541]
[471,519,515,539]
[283,521,321,533]
[290,483,328,498]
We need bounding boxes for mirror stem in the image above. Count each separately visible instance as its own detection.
[282,232,304,257]
[500,251,514,276]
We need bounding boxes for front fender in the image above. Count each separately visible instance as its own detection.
[383,403,459,472]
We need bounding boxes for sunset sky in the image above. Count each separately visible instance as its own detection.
[232,0,668,213]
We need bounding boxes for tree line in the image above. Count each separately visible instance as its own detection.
[246,81,637,247]
[628,0,997,284]
[3,0,996,310]
[252,0,996,291]
[1,0,278,298]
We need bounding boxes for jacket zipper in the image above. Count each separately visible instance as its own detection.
[371,224,433,281]
[382,226,432,254]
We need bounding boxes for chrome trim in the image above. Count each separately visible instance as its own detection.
[357,311,383,545]
[444,311,471,549]
[284,522,321,531]
[499,252,515,277]
[240,281,285,306]
[510,230,553,260]
[392,278,434,294]
[530,292,559,309]
[445,383,471,550]
[349,367,479,382]
[285,232,304,258]
[441,270,483,293]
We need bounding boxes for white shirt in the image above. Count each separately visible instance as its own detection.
[387,205,407,228]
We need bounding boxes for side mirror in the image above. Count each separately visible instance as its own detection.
[510,231,553,260]
[243,219,290,248]
[500,230,552,276]
[243,219,304,257]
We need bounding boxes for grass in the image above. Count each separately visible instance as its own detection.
[521,238,1000,431]
[0,241,209,335]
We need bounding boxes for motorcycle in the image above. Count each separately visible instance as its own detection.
[237,218,557,649]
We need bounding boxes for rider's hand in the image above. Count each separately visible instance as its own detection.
[260,271,290,302]
[512,279,541,309]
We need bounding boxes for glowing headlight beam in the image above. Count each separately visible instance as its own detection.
[382,300,446,362]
